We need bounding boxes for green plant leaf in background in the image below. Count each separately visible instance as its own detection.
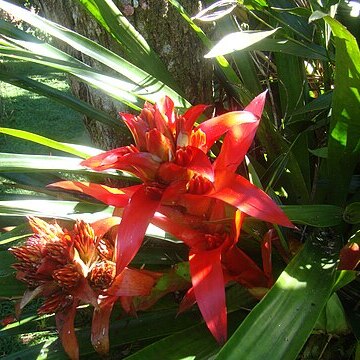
[281,205,343,227]
[0,127,94,158]
[0,1,190,108]
[310,12,360,206]
[216,229,340,359]
[77,0,181,93]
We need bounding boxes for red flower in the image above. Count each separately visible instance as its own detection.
[10,217,156,359]
[152,202,275,343]
[49,92,294,343]
[52,93,292,274]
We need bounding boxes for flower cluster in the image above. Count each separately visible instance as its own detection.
[45,93,294,348]
[10,217,157,359]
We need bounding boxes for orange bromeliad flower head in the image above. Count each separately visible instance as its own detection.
[10,217,156,360]
[81,97,211,188]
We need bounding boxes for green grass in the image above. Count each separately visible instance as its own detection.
[0,68,91,155]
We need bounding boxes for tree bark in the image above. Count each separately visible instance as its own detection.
[35,0,213,150]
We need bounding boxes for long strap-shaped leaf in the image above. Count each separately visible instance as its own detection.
[310,13,360,206]
[0,0,190,108]
[0,127,95,158]
[0,45,143,110]
[78,0,181,92]
[0,152,131,182]
[216,230,340,360]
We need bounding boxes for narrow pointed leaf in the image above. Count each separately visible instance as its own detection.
[0,127,95,158]
[322,15,360,205]
[0,200,114,221]
[281,205,343,227]
[205,28,279,58]
[216,230,340,360]
[123,309,251,360]
[0,68,118,128]
[0,1,190,108]
[0,153,87,173]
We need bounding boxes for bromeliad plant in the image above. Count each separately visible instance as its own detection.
[50,93,294,345]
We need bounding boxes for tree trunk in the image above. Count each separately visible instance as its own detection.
[35,0,213,150]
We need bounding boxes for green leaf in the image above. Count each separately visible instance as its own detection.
[0,3,190,108]
[308,147,328,158]
[0,46,144,110]
[0,127,94,158]
[314,293,349,334]
[6,309,204,359]
[343,202,360,224]
[311,12,360,205]
[0,153,84,172]
[245,38,331,60]
[216,230,340,360]
[292,92,332,116]
[0,199,113,222]
[0,152,135,182]
[204,28,279,58]
[78,0,180,92]
[124,321,220,360]
[281,205,343,226]
[332,270,357,293]
[0,251,26,297]
[125,287,255,360]
[0,223,31,249]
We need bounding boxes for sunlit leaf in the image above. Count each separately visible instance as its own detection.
[0,3,190,108]
[78,0,180,92]
[0,67,119,128]
[205,28,279,57]
[217,230,340,359]
[310,12,360,205]
[0,127,95,158]
[192,0,238,22]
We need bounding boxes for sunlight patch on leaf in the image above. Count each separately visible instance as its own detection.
[205,28,279,58]
[277,272,307,290]
[192,0,237,22]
